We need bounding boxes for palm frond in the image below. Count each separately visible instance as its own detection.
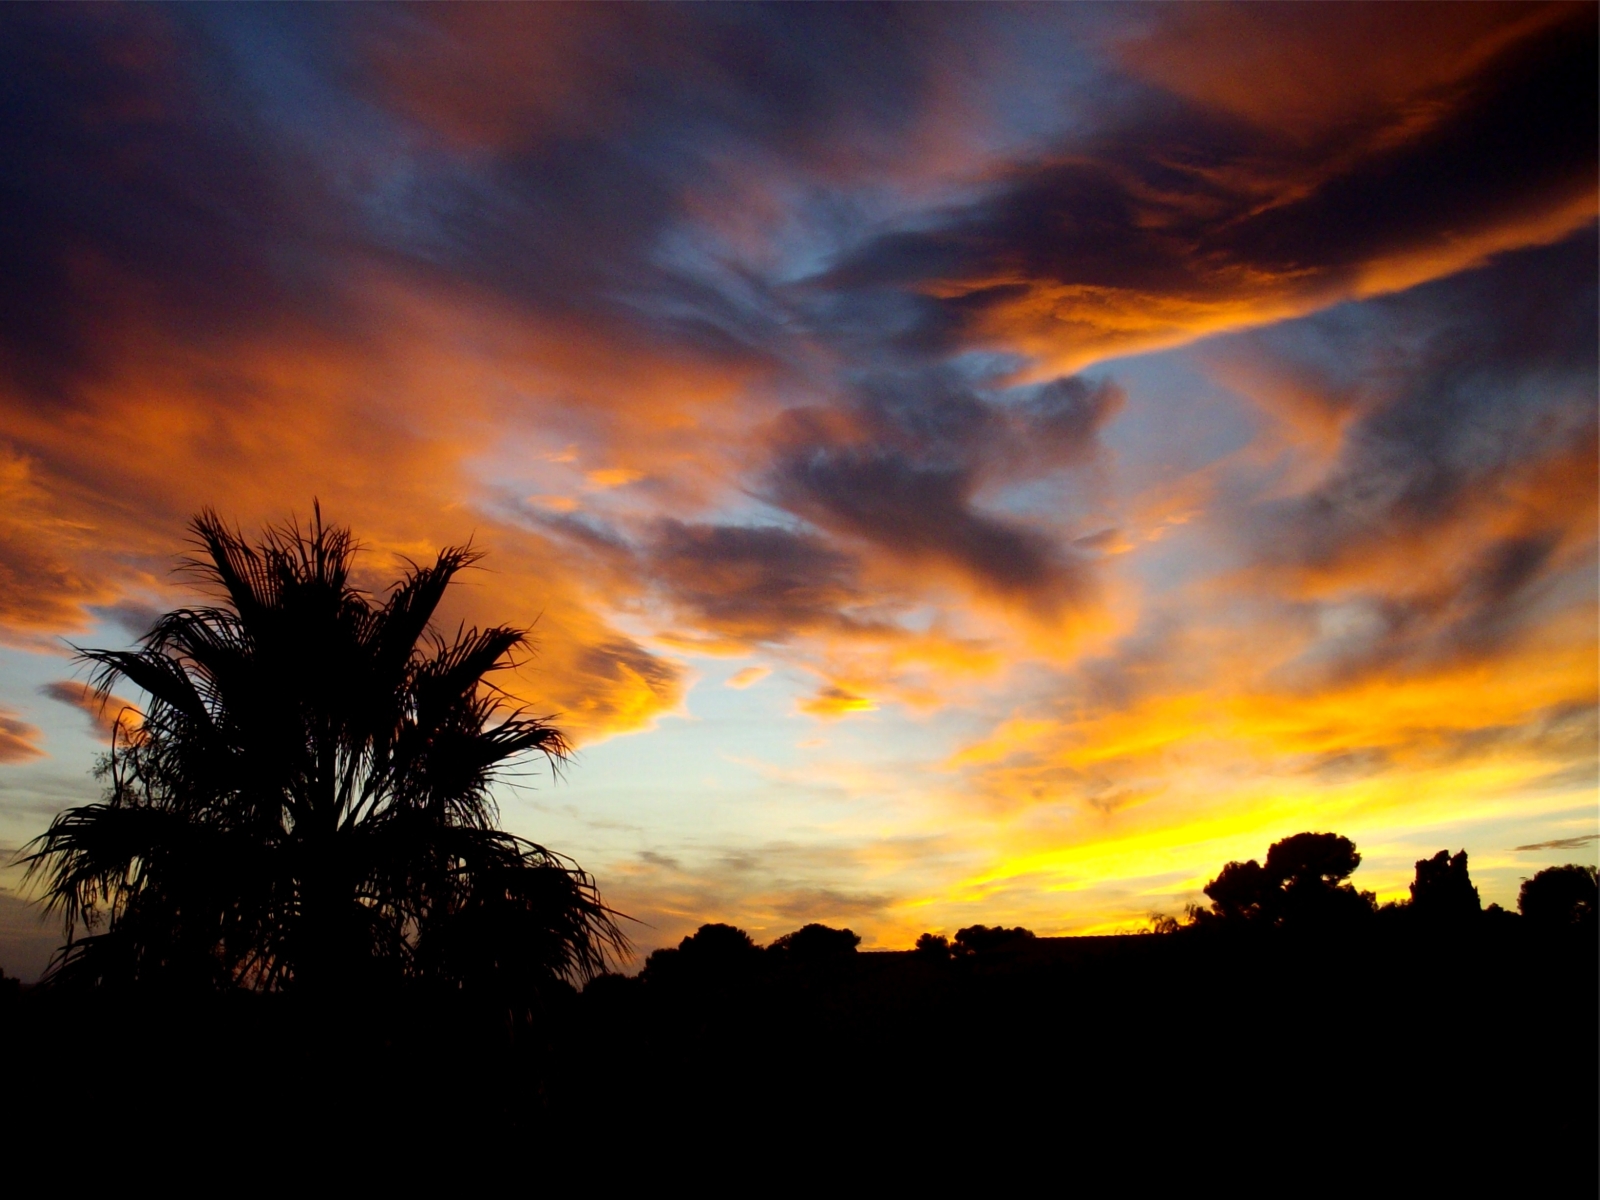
[26,505,615,1008]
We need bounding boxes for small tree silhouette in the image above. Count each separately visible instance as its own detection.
[1518,864,1598,930]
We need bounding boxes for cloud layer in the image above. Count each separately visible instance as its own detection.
[0,4,1592,965]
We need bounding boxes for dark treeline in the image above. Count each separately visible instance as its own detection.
[0,509,1593,1181]
[552,839,1597,1177]
[3,835,1592,1181]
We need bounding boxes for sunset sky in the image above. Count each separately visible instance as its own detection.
[1,3,1595,976]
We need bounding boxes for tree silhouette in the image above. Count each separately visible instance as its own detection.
[1203,858,1276,923]
[680,922,762,964]
[640,922,763,985]
[1199,833,1373,928]
[914,932,951,960]
[768,923,860,962]
[1409,850,1481,923]
[952,924,1035,955]
[22,506,624,1004]
[1518,865,1598,930]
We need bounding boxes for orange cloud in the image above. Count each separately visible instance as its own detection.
[725,665,770,689]
[799,685,878,718]
[1109,3,1572,141]
[0,709,44,764]
[834,6,1597,377]
[40,681,142,745]
[0,448,122,641]
[583,467,645,491]
[0,280,703,745]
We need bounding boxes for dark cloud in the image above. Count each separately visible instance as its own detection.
[1512,835,1599,853]
[764,371,1119,609]
[775,447,1068,596]
[648,520,870,645]
[822,6,1596,358]
[317,3,960,364]
[826,134,1239,297]
[1252,230,1597,574]
[1011,377,1127,469]
[0,4,952,405]
[1274,523,1580,687]
[1232,7,1597,276]
[87,600,164,642]
[357,4,937,160]
[1451,532,1566,646]
[4,3,1590,414]
[847,370,1124,479]
[0,7,349,399]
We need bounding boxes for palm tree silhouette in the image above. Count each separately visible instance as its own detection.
[23,505,625,1004]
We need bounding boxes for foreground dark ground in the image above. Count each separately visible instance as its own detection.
[3,921,1593,1184]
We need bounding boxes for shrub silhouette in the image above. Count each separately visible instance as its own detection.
[1518,865,1598,930]
[22,506,624,1004]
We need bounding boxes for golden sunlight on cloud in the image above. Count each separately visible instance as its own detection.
[957,186,1598,380]
[799,686,878,718]
[0,282,699,747]
[929,617,1596,922]
[1348,191,1600,303]
[960,280,1320,380]
[0,448,123,641]
[952,743,1590,936]
[527,494,579,513]
[725,665,770,690]
[583,467,645,490]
